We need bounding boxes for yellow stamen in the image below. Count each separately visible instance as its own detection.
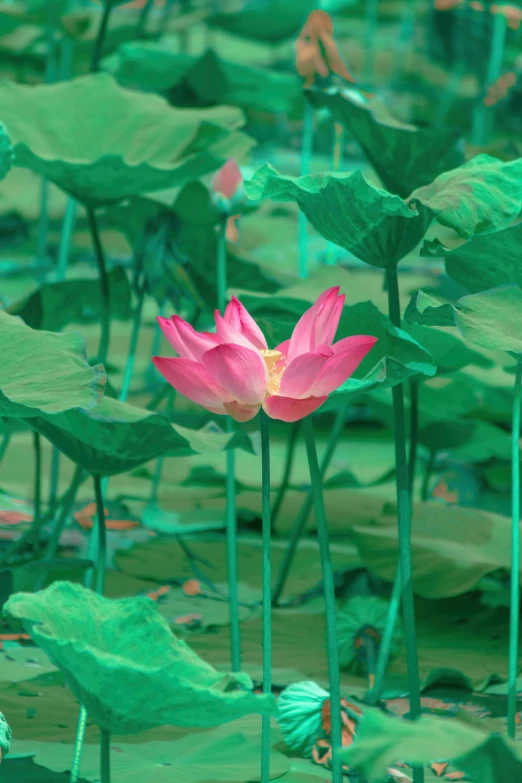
[261,349,284,397]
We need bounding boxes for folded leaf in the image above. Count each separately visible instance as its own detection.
[5,582,277,734]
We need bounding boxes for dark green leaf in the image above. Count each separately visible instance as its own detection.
[246,164,432,268]
[207,0,315,43]
[8,266,132,331]
[1,758,90,783]
[307,88,464,198]
[405,323,493,372]
[29,397,257,477]
[0,309,105,418]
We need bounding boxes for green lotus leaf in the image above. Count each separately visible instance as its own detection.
[423,223,522,294]
[307,88,464,198]
[104,184,280,308]
[0,73,254,207]
[207,0,315,43]
[246,164,432,269]
[1,758,90,783]
[351,501,520,598]
[10,730,290,783]
[278,681,328,758]
[0,710,11,756]
[405,290,460,327]
[410,154,522,239]
[337,596,402,673]
[0,309,105,418]
[344,708,522,783]
[4,581,277,734]
[104,43,302,114]
[8,265,131,331]
[29,396,257,477]
[406,285,522,355]
[239,295,436,386]
[405,324,493,373]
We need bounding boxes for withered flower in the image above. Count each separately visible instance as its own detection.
[295,10,355,88]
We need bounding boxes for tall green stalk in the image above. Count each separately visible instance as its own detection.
[363,0,379,87]
[217,215,241,672]
[93,475,107,596]
[260,410,272,783]
[270,420,300,531]
[32,432,42,554]
[272,406,347,606]
[408,380,419,497]
[471,11,507,145]
[87,208,111,366]
[120,277,146,403]
[90,0,114,72]
[0,433,10,465]
[299,103,314,280]
[387,266,423,783]
[508,362,522,738]
[326,124,343,267]
[303,416,342,783]
[366,567,401,703]
[100,729,111,783]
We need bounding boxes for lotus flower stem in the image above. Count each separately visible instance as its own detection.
[56,198,77,282]
[326,124,343,266]
[217,215,242,672]
[363,0,379,87]
[70,707,88,783]
[270,420,301,531]
[0,434,10,465]
[120,277,146,403]
[93,476,107,596]
[87,208,111,366]
[366,567,401,703]
[260,409,272,783]
[386,267,423,782]
[146,302,165,391]
[408,380,419,497]
[471,11,507,145]
[90,0,114,73]
[421,452,434,502]
[32,432,42,554]
[136,0,154,38]
[508,362,522,738]
[299,103,314,280]
[36,179,49,274]
[272,406,347,606]
[303,415,342,783]
[100,730,111,783]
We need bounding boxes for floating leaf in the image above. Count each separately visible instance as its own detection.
[5,581,277,734]
[307,88,464,198]
[105,43,302,114]
[423,223,522,295]
[246,164,431,269]
[11,730,290,783]
[406,285,522,355]
[0,73,254,207]
[29,397,256,477]
[344,708,522,783]
[0,309,105,418]
[410,154,522,239]
[351,501,520,598]
[8,266,132,331]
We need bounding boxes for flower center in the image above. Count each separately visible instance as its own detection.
[260,349,285,397]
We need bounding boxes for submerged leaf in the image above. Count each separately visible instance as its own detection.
[0,309,105,418]
[0,73,254,206]
[246,165,431,268]
[307,88,464,198]
[30,397,257,477]
[4,581,277,734]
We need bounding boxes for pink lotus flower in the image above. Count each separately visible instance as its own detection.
[211,159,245,216]
[152,287,377,423]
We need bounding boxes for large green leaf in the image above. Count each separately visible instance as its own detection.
[307,88,464,199]
[29,397,257,477]
[405,324,493,373]
[246,165,432,269]
[406,285,522,355]
[8,266,132,331]
[1,758,90,783]
[344,708,522,783]
[423,223,522,294]
[4,581,277,734]
[104,184,280,308]
[0,73,254,207]
[351,501,520,598]
[207,0,315,43]
[410,154,522,239]
[0,309,105,418]
[104,43,302,114]
[239,295,436,385]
